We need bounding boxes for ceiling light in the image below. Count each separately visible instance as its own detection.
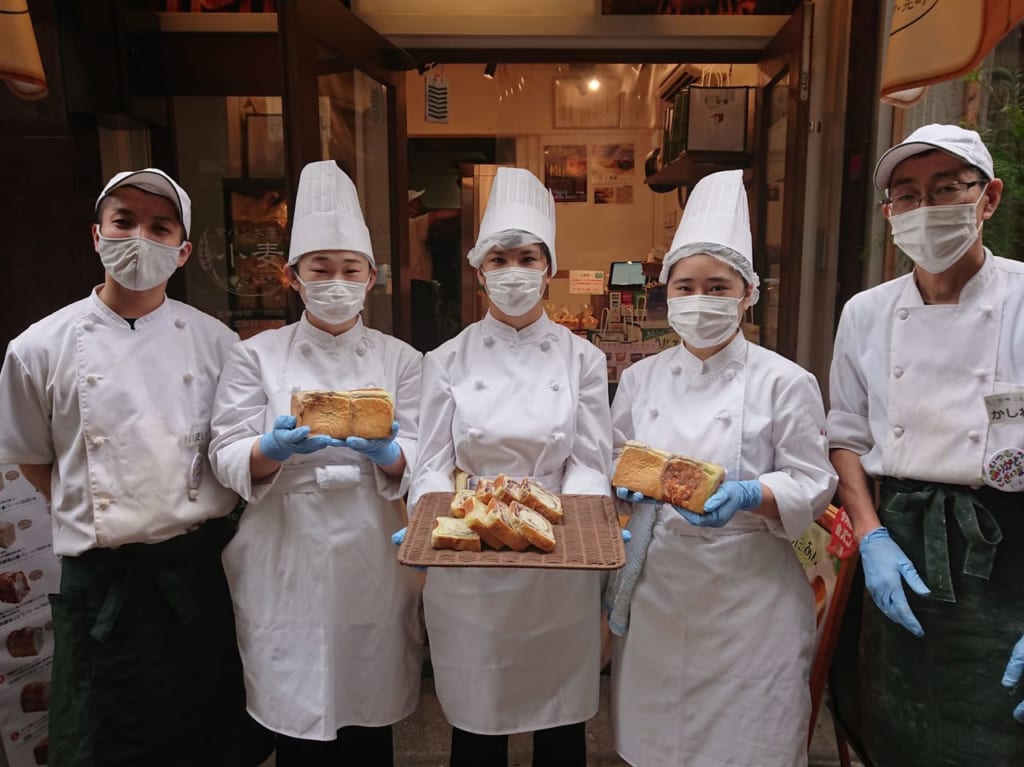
[587,77,601,92]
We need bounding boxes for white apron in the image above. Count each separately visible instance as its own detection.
[416,314,609,735]
[210,319,424,740]
[612,340,820,767]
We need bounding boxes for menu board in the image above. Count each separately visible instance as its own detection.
[0,467,56,767]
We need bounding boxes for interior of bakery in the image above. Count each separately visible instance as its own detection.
[169,58,773,378]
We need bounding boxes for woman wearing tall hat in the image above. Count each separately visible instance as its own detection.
[409,166,612,767]
[607,170,837,766]
[209,161,424,767]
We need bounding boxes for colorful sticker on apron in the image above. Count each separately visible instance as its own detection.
[983,447,1024,492]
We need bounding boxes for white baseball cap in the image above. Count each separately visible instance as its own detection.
[873,123,994,190]
[95,168,191,238]
[469,167,558,274]
[289,160,374,266]
[408,189,425,202]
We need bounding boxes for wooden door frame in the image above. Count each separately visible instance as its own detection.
[753,4,810,362]
[278,0,414,341]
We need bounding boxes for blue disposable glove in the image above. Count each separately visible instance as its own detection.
[1002,632,1024,723]
[859,526,931,637]
[391,527,406,546]
[258,415,335,462]
[675,479,762,528]
[614,486,661,505]
[340,421,402,466]
[621,528,632,542]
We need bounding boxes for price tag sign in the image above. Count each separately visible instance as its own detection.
[569,270,606,295]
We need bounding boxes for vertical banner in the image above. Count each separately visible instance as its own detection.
[0,466,57,766]
[544,145,588,203]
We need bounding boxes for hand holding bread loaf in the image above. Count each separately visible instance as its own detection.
[290,388,395,439]
[612,441,726,512]
[613,441,763,528]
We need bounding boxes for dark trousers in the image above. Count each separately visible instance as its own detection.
[449,722,587,767]
[275,725,394,767]
[49,516,254,767]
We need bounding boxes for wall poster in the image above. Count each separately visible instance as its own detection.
[591,143,635,204]
[220,179,291,339]
[0,466,58,767]
[544,145,588,204]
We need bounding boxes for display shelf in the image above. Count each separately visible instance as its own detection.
[644,150,751,192]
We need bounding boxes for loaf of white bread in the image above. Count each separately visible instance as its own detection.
[612,440,726,512]
[290,388,394,439]
[430,474,559,553]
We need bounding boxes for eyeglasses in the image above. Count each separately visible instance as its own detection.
[884,180,986,214]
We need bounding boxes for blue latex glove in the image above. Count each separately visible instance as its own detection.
[621,528,632,542]
[615,486,661,505]
[859,526,931,637]
[675,479,762,528]
[391,527,406,546]
[1002,632,1024,723]
[258,415,335,462]
[340,421,401,466]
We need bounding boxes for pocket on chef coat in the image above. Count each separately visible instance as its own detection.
[986,381,1024,450]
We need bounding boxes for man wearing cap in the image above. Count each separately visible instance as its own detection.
[608,169,836,767]
[829,124,1024,764]
[210,160,423,766]
[0,169,249,765]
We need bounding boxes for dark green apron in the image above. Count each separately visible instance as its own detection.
[48,515,251,767]
[857,478,1024,766]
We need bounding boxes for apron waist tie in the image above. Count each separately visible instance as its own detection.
[880,477,1003,603]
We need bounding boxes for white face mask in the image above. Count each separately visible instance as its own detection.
[298,277,368,324]
[483,266,546,317]
[97,235,184,291]
[889,190,986,274]
[667,295,742,348]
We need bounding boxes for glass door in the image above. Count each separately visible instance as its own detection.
[754,5,810,360]
[279,1,412,339]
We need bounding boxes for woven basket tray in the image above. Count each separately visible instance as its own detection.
[399,492,625,570]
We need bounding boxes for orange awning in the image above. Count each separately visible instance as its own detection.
[0,0,47,101]
[881,0,1024,107]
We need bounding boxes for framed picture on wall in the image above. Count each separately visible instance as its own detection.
[244,114,285,178]
[554,79,621,129]
[222,178,291,338]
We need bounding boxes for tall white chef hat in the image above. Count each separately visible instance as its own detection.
[288,160,374,267]
[96,168,191,239]
[468,167,558,275]
[658,169,759,306]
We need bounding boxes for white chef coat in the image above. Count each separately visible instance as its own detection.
[411,312,612,735]
[610,334,836,767]
[0,288,239,556]
[209,315,424,740]
[829,251,1024,485]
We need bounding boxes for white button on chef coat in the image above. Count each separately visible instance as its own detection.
[209,315,424,740]
[829,251,1024,485]
[410,312,611,735]
[0,289,239,556]
[610,334,836,767]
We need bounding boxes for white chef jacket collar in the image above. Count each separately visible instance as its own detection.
[674,330,747,376]
[481,311,558,345]
[902,248,996,308]
[89,286,169,329]
[297,313,369,351]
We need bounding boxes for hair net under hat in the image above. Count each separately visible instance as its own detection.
[873,123,995,190]
[289,161,374,267]
[95,168,191,238]
[468,167,557,275]
[659,169,760,306]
